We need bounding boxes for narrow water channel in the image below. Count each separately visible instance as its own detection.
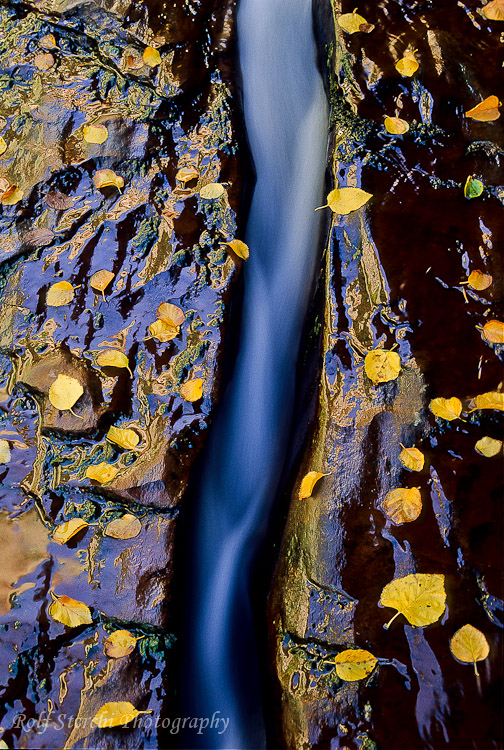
[180,0,328,746]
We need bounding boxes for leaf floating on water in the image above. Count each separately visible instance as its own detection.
[317,187,372,215]
[90,269,114,300]
[479,320,504,344]
[337,10,369,33]
[92,702,152,729]
[395,51,419,77]
[1,185,23,205]
[0,137,7,156]
[157,302,185,327]
[0,439,11,464]
[104,629,139,659]
[466,270,492,290]
[382,487,422,524]
[364,349,401,384]
[224,240,249,260]
[85,462,118,483]
[450,624,490,676]
[380,573,446,629]
[83,124,108,144]
[94,169,124,191]
[24,227,55,247]
[474,391,504,411]
[333,649,378,681]
[399,444,424,472]
[483,0,504,21]
[180,378,203,402]
[464,175,484,199]
[384,116,410,134]
[475,436,502,457]
[465,95,501,122]
[200,183,226,199]
[49,374,83,412]
[34,53,54,71]
[96,349,133,376]
[429,397,463,421]
[147,319,179,342]
[52,518,89,544]
[45,190,75,210]
[298,471,328,500]
[46,281,75,306]
[176,166,199,184]
[104,514,142,540]
[143,46,161,67]
[106,426,140,450]
[39,33,57,49]
[48,592,92,627]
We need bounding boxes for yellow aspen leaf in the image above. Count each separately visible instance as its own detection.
[380,573,446,629]
[450,624,490,676]
[96,349,133,376]
[395,51,419,77]
[479,320,504,344]
[90,269,115,300]
[93,169,124,191]
[200,183,226,199]
[317,187,372,215]
[1,185,23,205]
[337,10,368,34]
[106,426,140,450]
[48,592,92,627]
[85,462,118,483]
[364,348,401,384]
[92,702,152,728]
[104,629,139,658]
[104,514,142,540]
[52,518,89,544]
[224,240,249,260]
[465,95,501,122]
[147,319,179,342]
[333,649,378,681]
[473,391,504,411]
[48,374,83,413]
[0,439,11,464]
[298,471,328,500]
[180,377,203,402]
[466,270,492,290]
[483,0,504,21]
[157,302,185,327]
[429,396,463,421]
[384,116,409,134]
[83,124,108,144]
[0,740,8,748]
[464,175,483,199]
[34,53,54,71]
[0,137,7,156]
[39,33,57,49]
[399,444,424,472]
[382,487,422,524]
[46,280,75,306]
[176,166,199,183]
[143,46,161,67]
[475,436,502,457]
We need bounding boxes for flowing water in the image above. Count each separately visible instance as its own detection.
[180,0,329,746]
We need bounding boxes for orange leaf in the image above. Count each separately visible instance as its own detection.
[465,95,501,122]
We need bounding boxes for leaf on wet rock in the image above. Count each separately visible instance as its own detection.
[200,183,226,199]
[478,320,504,344]
[106,426,140,450]
[384,116,409,134]
[224,240,249,260]
[380,573,446,629]
[24,227,55,247]
[34,53,54,71]
[176,166,199,184]
[96,349,133,376]
[399,444,424,472]
[465,95,501,122]
[450,624,489,676]
[337,10,369,34]
[1,185,23,205]
[333,649,378,681]
[90,269,114,299]
[298,471,328,500]
[382,487,422,524]
[475,436,502,457]
[39,33,57,49]
[483,0,504,21]
[104,629,139,658]
[464,175,484,199]
[93,169,124,191]
[317,187,372,215]
[0,439,11,464]
[83,124,108,144]
[0,137,7,156]
[92,702,152,729]
[45,190,75,210]
[52,518,89,544]
[364,348,401,384]
[429,397,463,421]
[147,319,179,342]
[48,592,92,627]
[104,514,142,540]
[466,270,492,290]
[46,281,75,306]
[143,46,161,67]
[395,51,419,77]
[48,374,83,412]
[157,302,185,327]
[473,391,504,411]
[180,377,203,402]
[85,462,119,483]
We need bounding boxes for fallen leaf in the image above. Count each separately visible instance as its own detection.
[92,702,152,729]
[384,116,409,134]
[224,240,249,260]
[333,649,378,681]
[0,439,11,464]
[298,471,328,500]
[45,190,75,210]
[24,227,55,247]
[48,374,83,413]
[465,95,501,122]
[464,175,483,199]
[106,426,140,450]
[450,624,489,676]
[52,518,89,544]
[96,349,133,376]
[34,53,54,71]
[39,33,57,49]
[83,124,108,144]
[1,185,23,205]
[200,183,226,199]
[479,320,504,344]
[85,462,119,483]
[176,166,199,183]
[473,391,504,411]
[475,436,502,457]
[157,302,185,327]
[317,187,372,215]
[104,514,142,540]
[0,137,7,156]
[395,51,419,77]
[399,444,424,472]
[180,377,203,402]
[147,319,179,342]
[429,396,463,421]
[382,487,422,524]
[380,573,446,629]
[46,280,75,306]
[364,348,401,384]
[0,740,8,748]
[93,169,124,191]
[104,629,139,658]
[143,46,161,67]
[48,592,92,627]
[126,54,144,69]
[337,10,368,34]
[483,0,504,21]
[90,269,114,300]
[466,270,492,290]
